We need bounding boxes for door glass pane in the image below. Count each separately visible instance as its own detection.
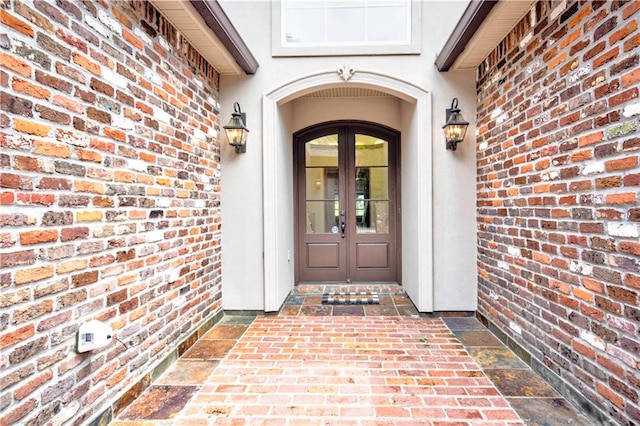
[306,135,339,235]
[354,169,390,234]
[357,167,388,199]
[306,135,338,167]
[357,201,389,234]
[354,134,389,235]
[355,134,387,166]
[306,201,339,234]
[306,168,339,201]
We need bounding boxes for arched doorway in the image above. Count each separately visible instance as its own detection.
[294,121,401,284]
[263,69,433,312]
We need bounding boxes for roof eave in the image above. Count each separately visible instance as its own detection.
[189,0,259,75]
[435,0,498,72]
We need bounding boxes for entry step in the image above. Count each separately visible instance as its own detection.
[293,283,404,295]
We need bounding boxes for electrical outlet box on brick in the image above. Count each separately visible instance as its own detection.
[77,320,113,353]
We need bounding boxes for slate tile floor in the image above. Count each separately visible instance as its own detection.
[444,317,594,426]
[112,288,594,425]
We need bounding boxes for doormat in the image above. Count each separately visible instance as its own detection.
[322,291,379,305]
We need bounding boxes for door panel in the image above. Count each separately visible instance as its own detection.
[356,243,389,268]
[295,122,399,283]
[307,243,341,268]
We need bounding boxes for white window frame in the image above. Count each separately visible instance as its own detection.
[272,0,422,57]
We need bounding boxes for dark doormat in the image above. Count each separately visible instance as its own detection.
[322,291,379,305]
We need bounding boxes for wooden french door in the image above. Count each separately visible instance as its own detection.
[295,122,399,283]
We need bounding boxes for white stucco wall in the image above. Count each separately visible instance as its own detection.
[432,70,478,311]
[219,0,476,311]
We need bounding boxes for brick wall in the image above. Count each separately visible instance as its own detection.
[1,1,223,424]
[476,1,639,424]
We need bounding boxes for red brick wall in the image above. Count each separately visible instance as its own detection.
[476,1,639,424]
[1,1,223,424]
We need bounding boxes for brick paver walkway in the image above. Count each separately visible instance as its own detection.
[170,316,523,425]
[114,290,592,425]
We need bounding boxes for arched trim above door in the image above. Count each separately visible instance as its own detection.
[262,69,433,312]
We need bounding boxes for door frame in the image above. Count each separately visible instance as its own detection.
[293,120,402,284]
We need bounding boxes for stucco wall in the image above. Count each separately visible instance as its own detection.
[219,0,477,312]
[476,1,639,424]
[1,1,223,424]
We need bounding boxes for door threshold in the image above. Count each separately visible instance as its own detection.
[294,282,403,295]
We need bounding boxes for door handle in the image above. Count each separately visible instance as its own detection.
[339,210,346,238]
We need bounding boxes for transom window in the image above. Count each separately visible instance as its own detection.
[272,0,421,57]
[283,0,410,46]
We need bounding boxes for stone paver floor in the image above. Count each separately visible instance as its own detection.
[112,287,594,425]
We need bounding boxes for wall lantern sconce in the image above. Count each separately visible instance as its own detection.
[223,102,249,153]
[442,98,469,151]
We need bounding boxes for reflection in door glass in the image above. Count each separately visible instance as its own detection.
[306,135,339,234]
[357,201,389,233]
[355,135,389,234]
[306,201,339,233]
[305,135,338,166]
[355,135,387,166]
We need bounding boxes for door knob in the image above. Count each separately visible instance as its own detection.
[339,210,346,238]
